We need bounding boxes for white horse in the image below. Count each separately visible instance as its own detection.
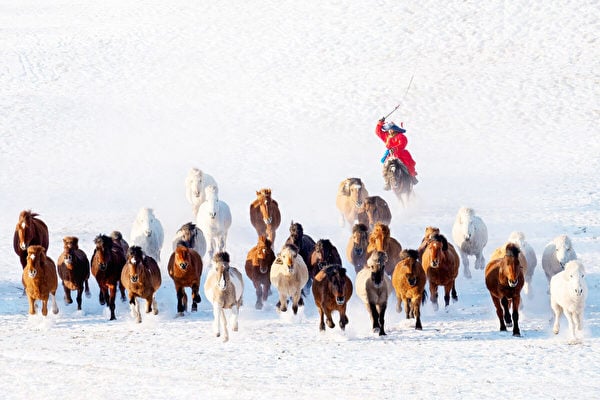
[195,185,232,263]
[506,231,537,298]
[550,259,587,344]
[451,207,488,279]
[204,252,243,342]
[542,234,577,284]
[185,167,218,219]
[130,207,164,262]
[171,222,207,259]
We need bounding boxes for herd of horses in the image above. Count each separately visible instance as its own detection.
[10,169,588,342]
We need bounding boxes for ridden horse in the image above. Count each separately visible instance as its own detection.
[391,249,427,330]
[420,233,460,311]
[366,222,402,276]
[357,196,392,231]
[57,236,90,310]
[185,167,218,219]
[91,234,127,320]
[250,188,281,246]
[121,246,162,323]
[22,245,59,316]
[382,157,414,206]
[485,243,525,336]
[196,185,232,262]
[204,252,244,342]
[312,265,353,332]
[270,243,309,315]
[308,239,343,283]
[356,250,392,336]
[130,207,165,263]
[13,210,49,269]
[346,223,370,273]
[245,235,276,310]
[171,222,206,258]
[335,177,370,228]
[167,243,203,316]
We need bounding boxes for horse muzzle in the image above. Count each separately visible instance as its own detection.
[210,212,217,219]
[353,247,364,256]
[27,268,37,278]
[259,266,269,274]
[336,297,345,305]
[20,243,27,250]
[263,218,272,225]
[178,263,188,271]
[408,277,417,287]
[508,279,518,288]
[130,275,139,283]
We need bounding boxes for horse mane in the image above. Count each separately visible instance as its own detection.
[430,234,449,251]
[180,222,196,232]
[94,234,113,249]
[127,245,144,260]
[504,242,520,258]
[353,223,369,234]
[214,251,230,263]
[281,243,299,254]
[399,249,419,261]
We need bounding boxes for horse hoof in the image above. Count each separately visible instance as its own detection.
[177,312,184,317]
[85,292,91,299]
[513,332,521,337]
[255,302,262,310]
[191,304,198,312]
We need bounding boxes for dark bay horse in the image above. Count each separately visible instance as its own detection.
[13,210,49,269]
[312,264,353,332]
[383,157,414,206]
[308,239,342,282]
[250,189,281,246]
[346,223,370,273]
[357,196,392,231]
[91,234,127,320]
[57,236,90,310]
[285,221,316,293]
[168,243,203,315]
[245,235,276,310]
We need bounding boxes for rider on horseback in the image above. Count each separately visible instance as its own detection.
[375,117,418,190]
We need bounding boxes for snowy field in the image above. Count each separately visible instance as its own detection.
[1,1,599,399]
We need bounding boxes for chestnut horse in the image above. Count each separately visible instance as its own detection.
[420,233,459,311]
[167,243,203,316]
[312,264,353,332]
[13,210,49,269]
[357,196,392,231]
[485,243,525,336]
[383,157,414,206]
[308,239,342,283]
[121,245,162,323]
[22,245,59,316]
[250,189,281,246]
[366,222,402,276]
[91,234,127,320]
[245,235,276,310]
[57,236,90,310]
[346,223,370,273]
[392,249,427,330]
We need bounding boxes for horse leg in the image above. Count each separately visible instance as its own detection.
[292,292,300,315]
[192,284,201,312]
[378,303,387,336]
[551,302,562,334]
[41,298,49,316]
[443,285,451,308]
[277,293,287,313]
[255,281,263,310]
[395,294,403,314]
[511,296,521,337]
[176,286,186,315]
[129,296,141,323]
[231,304,239,332]
[339,306,349,331]
[212,304,221,337]
[501,297,512,327]
[367,302,381,334]
[119,281,126,302]
[75,288,83,310]
[50,291,58,314]
[221,308,229,342]
[475,253,486,270]
[63,284,73,304]
[404,298,410,319]
[325,307,335,329]
[27,295,36,315]
[429,283,439,311]
[98,288,106,305]
[451,282,458,302]
[84,279,91,298]
[151,294,158,315]
[145,295,153,314]
[492,296,507,331]
[108,288,117,320]
[317,305,326,331]
[460,251,472,279]
[413,300,423,330]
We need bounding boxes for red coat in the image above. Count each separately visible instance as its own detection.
[375,121,417,176]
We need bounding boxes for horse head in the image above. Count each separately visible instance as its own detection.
[279,244,299,274]
[94,234,114,270]
[213,252,231,291]
[563,260,586,296]
[174,242,193,271]
[16,210,38,250]
[204,185,220,218]
[351,223,369,257]
[255,236,273,274]
[61,236,79,268]
[424,234,449,268]
[178,222,198,248]
[25,245,46,279]
[126,245,146,283]
[188,168,204,198]
[324,265,349,306]
[399,249,421,286]
[367,250,387,288]
[256,188,275,225]
[346,178,367,208]
[502,243,522,288]
[554,234,577,269]
[312,239,333,272]
[136,208,159,237]
[455,207,477,242]
[368,222,390,253]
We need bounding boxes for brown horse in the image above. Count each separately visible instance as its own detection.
[485,243,525,336]
[312,265,353,332]
[417,226,440,260]
[420,233,459,311]
[57,236,90,310]
[392,249,427,330]
[383,157,414,206]
[366,222,402,276]
[336,177,370,228]
[245,235,276,310]
[357,196,392,231]
[121,245,162,323]
[13,210,49,269]
[308,239,342,282]
[91,234,127,320]
[22,245,59,316]
[250,188,281,246]
[167,243,203,316]
[346,223,370,273]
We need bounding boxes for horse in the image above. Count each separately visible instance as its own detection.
[171,222,206,258]
[270,243,309,315]
[357,195,392,231]
[542,234,577,284]
[185,167,218,218]
[451,207,488,279]
[22,245,59,316]
[167,243,203,316]
[196,185,232,263]
[417,226,440,260]
[490,240,529,302]
[57,236,90,310]
[245,235,276,310]
[312,265,353,332]
[382,157,414,206]
[355,250,393,336]
[91,234,127,320]
[335,177,370,228]
[110,231,129,255]
[284,221,316,291]
[130,207,164,263]
[391,249,427,330]
[308,239,342,283]
[485,243,525,336]
[420,233,459,311]
[366,222,402,276]
[506,231,537,298]
[13,210,49,269]
[346,223,370,273]
[249,188,281,246]
[204,252,244,342]
[550,260,587,344]
[121,245,162,323]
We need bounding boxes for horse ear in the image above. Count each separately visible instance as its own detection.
[314,269,327,282]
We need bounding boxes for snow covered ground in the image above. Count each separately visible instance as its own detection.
[1,1,599,398]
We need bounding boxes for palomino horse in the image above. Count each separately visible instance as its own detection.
[383,157,414,206]
[185,167,218,219]
[392,249,427,330]
[121,246,162,323]
[357,196,392,231]
[204,252,244,342]
[312,265,353,332]
[485,243,525,336]
[57,236,90,310]
[22,245,59,316]
[167,243,203,316]
[284,221,315,292]
[346,223,370,273]
[356,250,393,336]
[270,243,309,315]
[420,233,460,311]
[250,188,281,246]
[196,185,232,262]
[308,239,342,283]
[366,222,402,276]
[13,210,49,269]
[335,177,370,228]
[91,234,127,320]
[245,235,276,310]
[171,222,206,258]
